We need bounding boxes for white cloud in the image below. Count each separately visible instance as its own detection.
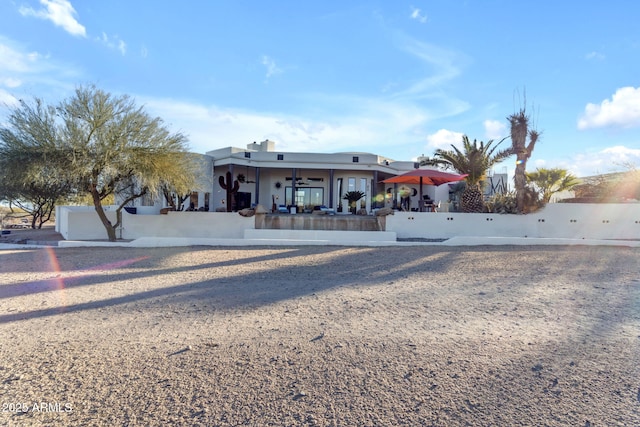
[0,39,42,76]
[139,35,470,159]
[585,51,605,61]
[19,0,86,37]
[601,145,640,167]
[483,119,506,140]
[0,39,51,92]
[137,36,475,159]
[2,77,22,88]
[410,7,427,24]
[0,88,19,107]
[97,33,127,55]
[261,55,282,80]
[140,93,438,159]
[425,129,463,151]
[540,145,640,178]
[578,86,640,130]
[0,37,82,102]
[393,37,468,110]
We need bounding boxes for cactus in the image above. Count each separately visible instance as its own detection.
[219,171,240,212]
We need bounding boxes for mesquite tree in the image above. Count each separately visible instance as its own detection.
[0,85,198,241]
[0,99,73,228]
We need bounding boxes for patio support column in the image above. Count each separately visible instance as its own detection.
[291,168,297,209]
[419,177,424,212]
[393,183,398,209]
[255,167,260,206]
[329,169,334,208]
[228,165,234,211]
[198,192,205,210]
[372,170,378,208]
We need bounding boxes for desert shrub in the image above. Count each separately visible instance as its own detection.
[486,186,542,214]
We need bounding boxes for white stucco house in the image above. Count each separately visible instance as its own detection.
[146,140,455,214]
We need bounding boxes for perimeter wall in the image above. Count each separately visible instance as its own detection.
[56,203,640,241]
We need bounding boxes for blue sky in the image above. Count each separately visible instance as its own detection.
[1,0,639,178]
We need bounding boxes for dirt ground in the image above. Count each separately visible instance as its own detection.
[0,225,63,245]
[0,240,639,426]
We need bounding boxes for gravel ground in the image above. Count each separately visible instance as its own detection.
[0,226,63,245]
[1,243,639,426]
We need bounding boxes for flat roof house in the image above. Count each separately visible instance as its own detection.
[178,140,422,214]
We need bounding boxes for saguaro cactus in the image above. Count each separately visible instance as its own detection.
[219,171,240,212]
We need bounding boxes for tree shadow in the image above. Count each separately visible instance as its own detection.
[0,245,464,323]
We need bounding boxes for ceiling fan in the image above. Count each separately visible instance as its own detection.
[238,168,256,184]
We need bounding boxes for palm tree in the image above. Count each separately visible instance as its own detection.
[422,135,511,212]
[526,167,579,203]
[342,190,365,214]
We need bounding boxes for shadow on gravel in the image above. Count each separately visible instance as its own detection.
[0,246,637,328]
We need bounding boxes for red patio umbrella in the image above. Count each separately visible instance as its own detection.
[382,169,467,211]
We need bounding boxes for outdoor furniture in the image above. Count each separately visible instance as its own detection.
[313,205,336,215]
[382,169,467,212]
[424,200,441,212]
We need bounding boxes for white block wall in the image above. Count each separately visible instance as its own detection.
[386,203,640,240]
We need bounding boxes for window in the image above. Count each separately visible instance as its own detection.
[348,177,356,192]
[285,187,324,211]
[352,156,359,163]
[360,178,367,208]
[244,152,251,158]
[277,154,284,160]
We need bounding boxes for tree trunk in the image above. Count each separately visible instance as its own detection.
[514,158,527,213]
[461,185,484,213]
[509,109,538,214]
[90,186,117,241]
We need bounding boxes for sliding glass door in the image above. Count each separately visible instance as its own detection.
[285,187,324,212]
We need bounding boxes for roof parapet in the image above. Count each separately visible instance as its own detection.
[246,140,275,152]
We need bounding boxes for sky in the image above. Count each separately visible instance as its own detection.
[1,0,639,178]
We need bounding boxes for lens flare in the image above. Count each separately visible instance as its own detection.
[37,248,149,311]
[44,246,67,310]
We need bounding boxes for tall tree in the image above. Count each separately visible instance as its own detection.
[0,98,72,228]
[421,135,511,212]
[508,108,540,213]
[526,167,578,204]
[0,85,198,241]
